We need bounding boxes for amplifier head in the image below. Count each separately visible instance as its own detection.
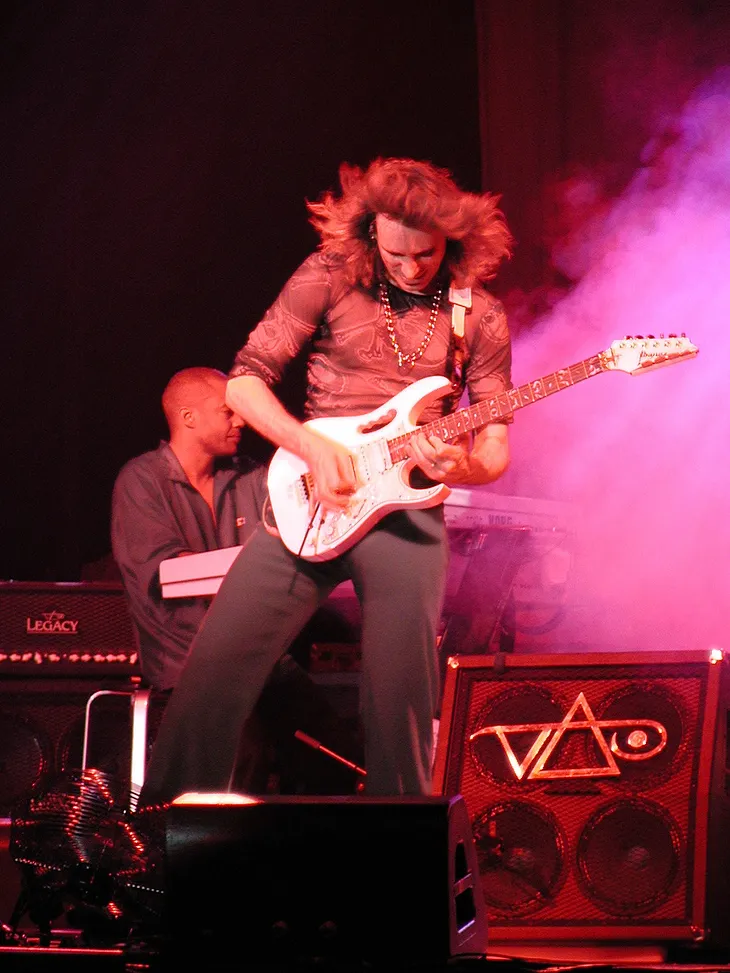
[0,581,138,674]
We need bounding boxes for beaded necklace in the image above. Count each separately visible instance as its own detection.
[379,282,443,368]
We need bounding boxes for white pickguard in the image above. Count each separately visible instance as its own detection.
[267,377,452,561]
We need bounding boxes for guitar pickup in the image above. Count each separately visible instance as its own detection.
[299,472,314,503]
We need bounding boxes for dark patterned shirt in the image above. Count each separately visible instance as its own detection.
[230,251,511,425]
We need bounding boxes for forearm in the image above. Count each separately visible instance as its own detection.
[226,375,320,460]
[445,424,510,487]
[227,374,359,509]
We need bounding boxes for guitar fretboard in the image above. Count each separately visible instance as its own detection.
[389,352,609,459]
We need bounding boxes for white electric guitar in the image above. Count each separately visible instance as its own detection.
[267,334,698,561]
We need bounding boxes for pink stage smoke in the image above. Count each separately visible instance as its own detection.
[498,68,730,655]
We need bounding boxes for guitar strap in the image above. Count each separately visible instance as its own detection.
[448,285,472,392]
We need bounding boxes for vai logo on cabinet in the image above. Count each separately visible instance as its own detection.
[434,649,730,948]
[469,688,669,782]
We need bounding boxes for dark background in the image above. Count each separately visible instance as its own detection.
[2,0,728,583]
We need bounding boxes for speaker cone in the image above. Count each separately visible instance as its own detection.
[472,799,566,917]
[595,682,687,788]
[0,713,51,814]
[469,684,566,787]
[577,797,682,916]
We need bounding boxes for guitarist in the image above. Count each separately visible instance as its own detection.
[138,157,514,807]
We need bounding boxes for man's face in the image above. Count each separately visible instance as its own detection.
[374,214,447,294]
[195,379,244,457]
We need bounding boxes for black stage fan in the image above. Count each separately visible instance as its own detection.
[8,769,165,945]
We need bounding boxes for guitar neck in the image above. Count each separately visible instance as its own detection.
[389,351,610,458]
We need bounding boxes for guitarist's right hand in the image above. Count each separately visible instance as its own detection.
[301,429,360,512]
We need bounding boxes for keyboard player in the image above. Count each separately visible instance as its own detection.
[111,366,362,794]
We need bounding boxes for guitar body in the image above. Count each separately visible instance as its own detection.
[267,376,454,561]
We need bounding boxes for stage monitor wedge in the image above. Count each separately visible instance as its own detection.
[163,794,487,968]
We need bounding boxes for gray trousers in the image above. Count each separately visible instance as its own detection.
[138,507,449,805]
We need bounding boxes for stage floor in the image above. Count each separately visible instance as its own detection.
[4,931,730,973]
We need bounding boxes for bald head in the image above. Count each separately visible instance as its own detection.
[162,367,243,459]
[162,367,228,433]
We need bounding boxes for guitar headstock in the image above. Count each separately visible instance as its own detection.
[606,334,699,374]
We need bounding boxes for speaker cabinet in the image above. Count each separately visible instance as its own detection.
[0,678,166,929]
[0,669,362,824]
[433,650,730,948]
[162,794,486,967]
[0,676,164,818]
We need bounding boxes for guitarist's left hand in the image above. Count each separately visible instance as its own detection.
[407,422,510,486]
[407,432,465,483]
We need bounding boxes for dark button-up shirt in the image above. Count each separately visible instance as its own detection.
[111,441,268,690]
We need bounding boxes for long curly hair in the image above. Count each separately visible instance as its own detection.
[306,157,513,289]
